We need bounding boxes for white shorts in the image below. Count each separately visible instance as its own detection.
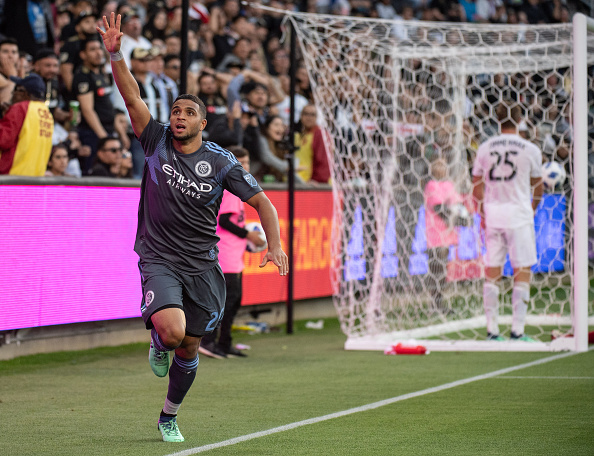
[484,224,537,269]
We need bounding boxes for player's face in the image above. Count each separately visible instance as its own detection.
[169,99,207,142]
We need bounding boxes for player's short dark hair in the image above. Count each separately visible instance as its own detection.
[496,99,522,130]
[174,94,207,119]
[227,145,249,159]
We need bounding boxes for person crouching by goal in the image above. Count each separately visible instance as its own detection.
[472,100,543,342]
[424,157,464,314]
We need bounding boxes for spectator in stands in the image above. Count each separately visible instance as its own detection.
[142,7,168,42]
[257,114,304,183]
[114,149,134,178]
[162,54,181,94]
[0,73,54,176]
[209,0,242,35]
[45,143,75,177]
[59,0,95,42]
[216,37,250,73]
[211,15,253,69]
[119,9,152,67]
[268,47,290,77]
[32,49,72,141]
[87,135,122,177]
[295,104,331,184]
[1,0,55,57]
[275,74,309,129]
[72,37,115,173]
[522,0,549,24]
[0,38,21,80]
[199,145,266,359]
[198,69,230,138]
[151,53,180,120]
[207,99,247,148]
[59,10,101,94]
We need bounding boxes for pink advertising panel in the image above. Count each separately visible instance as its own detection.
[0,185,142,331]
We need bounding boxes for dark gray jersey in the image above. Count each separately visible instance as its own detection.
[134,117,262,273]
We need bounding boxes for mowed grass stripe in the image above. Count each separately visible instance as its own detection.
[164,350,582,456]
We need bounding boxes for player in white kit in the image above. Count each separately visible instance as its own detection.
[472,101,543,341]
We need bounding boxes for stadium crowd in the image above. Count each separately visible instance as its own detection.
[0,0,589,184]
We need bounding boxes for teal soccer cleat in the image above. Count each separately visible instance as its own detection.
[149,341,170,377]
[158,417,184,442]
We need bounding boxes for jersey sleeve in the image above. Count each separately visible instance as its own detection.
[223,164,262,202]
[138,117,167,157]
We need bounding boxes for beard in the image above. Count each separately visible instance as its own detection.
[171,126,200,143]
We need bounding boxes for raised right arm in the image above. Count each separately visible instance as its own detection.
[97,13,151,138]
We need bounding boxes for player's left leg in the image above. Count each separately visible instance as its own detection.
[158,335,201,443]
[510,267,534,341]
[484,228,506,340]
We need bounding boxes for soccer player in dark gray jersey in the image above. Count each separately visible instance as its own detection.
[98,13,288,443]
[136,118,263,273]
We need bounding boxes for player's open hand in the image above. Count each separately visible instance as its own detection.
[97,12,123,54]
[260,246,289,276]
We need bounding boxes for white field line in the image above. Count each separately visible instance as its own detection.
[495,376,594,379]
[165,350,587,456]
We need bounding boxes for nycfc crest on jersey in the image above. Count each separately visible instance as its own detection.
[195,160,212,177]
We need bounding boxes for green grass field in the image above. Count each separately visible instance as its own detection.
[1,318,592,456]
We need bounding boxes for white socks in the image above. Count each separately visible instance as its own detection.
[483,282,500,336]
[511,282,530,336]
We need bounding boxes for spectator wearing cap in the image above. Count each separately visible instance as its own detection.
[1,0,55,57]
[71,37,115,173]
[32,49,72,142]
[119,9,152,68]
[59,10,101,94]
[0,74,54,176]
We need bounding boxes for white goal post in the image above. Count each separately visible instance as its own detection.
[279,9,594,352]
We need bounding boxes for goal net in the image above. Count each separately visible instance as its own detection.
[284,12,594,351]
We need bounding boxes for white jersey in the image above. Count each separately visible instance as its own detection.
[472,133,542,229]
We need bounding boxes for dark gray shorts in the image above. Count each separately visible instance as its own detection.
[138,261,226,337]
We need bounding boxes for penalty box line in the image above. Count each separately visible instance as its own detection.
[165,350,584,456]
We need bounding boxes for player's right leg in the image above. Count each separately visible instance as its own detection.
[139,262,186,377]
[508,225,537,342]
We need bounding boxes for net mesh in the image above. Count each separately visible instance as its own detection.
[284,12,594,349]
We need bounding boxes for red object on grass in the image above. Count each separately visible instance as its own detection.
[386,343,427,355]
